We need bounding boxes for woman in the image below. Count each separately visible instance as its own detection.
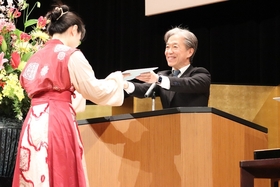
[12,4,126,187]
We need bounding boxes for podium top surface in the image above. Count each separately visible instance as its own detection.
[77,107,267,133]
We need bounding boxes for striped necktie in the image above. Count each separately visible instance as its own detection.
[172,70,181,77]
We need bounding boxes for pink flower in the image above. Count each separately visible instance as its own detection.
[0,20,16,33]
[10,51,21,69]
[5,22,16,31]
[20,32,31,42]
[8,8,21,18]
[37,16,48,29]
[0,52,8,70]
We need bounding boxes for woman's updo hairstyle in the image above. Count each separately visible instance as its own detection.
[45,4,86,41]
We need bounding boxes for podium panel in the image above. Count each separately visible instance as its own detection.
[78,107,268,187]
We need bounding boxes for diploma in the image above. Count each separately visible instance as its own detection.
[122,67,158,80]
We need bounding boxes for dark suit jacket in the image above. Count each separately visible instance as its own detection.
[129,65,211,108]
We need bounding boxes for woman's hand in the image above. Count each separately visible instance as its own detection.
[122,73,131,79]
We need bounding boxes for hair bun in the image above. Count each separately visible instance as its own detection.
[58,5,69,12]
[48,5,70,22]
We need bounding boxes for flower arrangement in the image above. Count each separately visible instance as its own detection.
[0,0,49,121]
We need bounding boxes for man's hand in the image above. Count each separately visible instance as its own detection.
[136,71,158,83]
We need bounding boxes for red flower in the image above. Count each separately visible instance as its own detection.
[20,32,31,42]
[8,8,21,18]
[0,80,5,88]
[10,52,21,69]
[37,16,48,29]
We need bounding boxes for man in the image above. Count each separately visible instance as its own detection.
[124,26,211,108]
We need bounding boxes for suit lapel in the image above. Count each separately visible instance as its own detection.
[180,65,193,77]
[163,65,193,107]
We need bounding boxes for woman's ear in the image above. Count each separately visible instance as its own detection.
[70,25,79,36]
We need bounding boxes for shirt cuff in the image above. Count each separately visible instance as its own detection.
[159,75,170,89]
[124,81,135,93]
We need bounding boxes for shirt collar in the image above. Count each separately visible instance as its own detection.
[172,64,190,76]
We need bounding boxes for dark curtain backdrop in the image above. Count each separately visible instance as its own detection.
[29,0,280,85]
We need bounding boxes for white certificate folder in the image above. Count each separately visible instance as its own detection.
[122,67,158,80]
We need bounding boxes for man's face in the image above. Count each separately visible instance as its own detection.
[165,34,193,69]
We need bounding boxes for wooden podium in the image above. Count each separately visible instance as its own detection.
[78,107,268,187]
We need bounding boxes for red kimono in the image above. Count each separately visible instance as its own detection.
[13,39,89,187]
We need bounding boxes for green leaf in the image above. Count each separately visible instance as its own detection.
[22,52,33,62]
[1,38,7,52]
[14,29,22,37]
[5,65,15,74]
[24,19,38,28]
